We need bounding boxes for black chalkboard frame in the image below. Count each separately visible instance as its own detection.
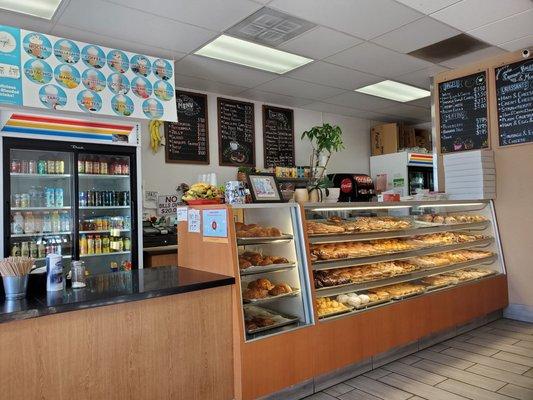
[494,58,533,148]
[217,97,256,167]
[164,90,210,165]
[262,104,295,169]
[436,69,491,154]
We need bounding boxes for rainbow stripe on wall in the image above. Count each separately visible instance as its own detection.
[1,113,134,142]
[408,153,433,167]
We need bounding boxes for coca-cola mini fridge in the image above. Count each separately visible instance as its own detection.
[0,111,142,277]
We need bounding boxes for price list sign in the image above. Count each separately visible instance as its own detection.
[495,59,533,147]
[164,91,209,164]
[263,105,295,168]
[438,71,489,153]
[217,97,255,167]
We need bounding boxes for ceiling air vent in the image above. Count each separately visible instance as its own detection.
[226,7,316,47]
[408,34,491,64]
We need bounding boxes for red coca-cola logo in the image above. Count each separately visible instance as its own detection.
[340,178,352,193]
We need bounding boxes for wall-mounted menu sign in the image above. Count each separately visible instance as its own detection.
[164,91,209,164]
[217,97,255,167]
[438,71,488,153]
[495,59,533,147]
[262,105,295,168]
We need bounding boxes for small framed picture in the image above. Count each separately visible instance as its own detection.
[246,173,283,203]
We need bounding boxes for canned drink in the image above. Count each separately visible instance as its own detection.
[10,159,21,173]
[45,188,55,208]
[47,160,55,174]
[28,160,37,174]
[37,159,47,174]
[55,160,64,174]
[46,253,63,292]
[21,160,29,174]
[55,188,64,207]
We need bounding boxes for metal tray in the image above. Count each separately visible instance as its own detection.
[237,234,293,245]
[318,306,354,319]
[240,262,296,276]
[243,288,300,304]
[422,281,457,291]
[354,296,392,310]
[244,305,300,334]
[390,288,427,300]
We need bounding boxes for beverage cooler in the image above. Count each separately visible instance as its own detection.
[0,112,141,276]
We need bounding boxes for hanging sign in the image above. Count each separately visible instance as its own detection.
[0,24,177,121]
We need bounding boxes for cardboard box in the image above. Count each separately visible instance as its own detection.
[399,123,416,149]
[371,123,398,156]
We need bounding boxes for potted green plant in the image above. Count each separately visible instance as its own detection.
[301,123,344,201]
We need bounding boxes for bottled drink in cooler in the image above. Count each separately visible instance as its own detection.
[47,160,55,174]
[87,234,94,255]
[79,234,87,255]
[11,243,20,256]
[30,242,38,258]
[95,235,102,254]
[21,242,29,257]
[55,160,64,174]
[51,211,60,233]
[12,212,24,234]
[78,159,85,174]
[60,212,70,232]
[45,187,55,208]
[79,191,87,207]
[38,241,46,258]
[20,193,30,208]
[37,159,47,174]
[28,160,37,174]
[55,188,64,207]
[24,212,35,234]
[42,212,52,233]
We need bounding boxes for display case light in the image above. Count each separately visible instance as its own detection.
[0,0,63,19]
[417,203,485,208]
[310,205,412,212]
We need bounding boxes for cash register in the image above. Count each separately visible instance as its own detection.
[142,221,177,248]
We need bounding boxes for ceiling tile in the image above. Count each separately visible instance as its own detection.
[51,25,177,59]
[254,77,346,100]
[238,89,312,107]
[372,17,460,53]
[431,0,532,31]
[326,42,433,77]
[175,74,248,96]
[440,45,506,68]
[394,0,462,14]
[174,55,278,88]
[107,0,262,32]
[269,0,423,39]
[0,10,55,33]
[302,102,387,120]
[278,26,363,59]
[407,96,431,108]
[58,0,217,53]
[499,35,533,51]
[395,64,449,89]
[323,91,399,111]
[468,9,533,46]
[287,61,381,90]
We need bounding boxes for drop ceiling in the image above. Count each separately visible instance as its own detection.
[1,0,532,123]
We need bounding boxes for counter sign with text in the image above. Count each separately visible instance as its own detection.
[157,194,179,216]
[202,209,228,238]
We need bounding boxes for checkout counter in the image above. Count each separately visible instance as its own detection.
[142,221,178,267]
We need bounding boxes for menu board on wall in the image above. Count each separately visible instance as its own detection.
[164,91,209,164]
[217,97,255,167]
[438,71,488,153]
[0,24,177,121]
[262,105,295,168]
[495,59,533,146]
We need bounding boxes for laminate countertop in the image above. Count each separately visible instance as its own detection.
[0,266,234,324]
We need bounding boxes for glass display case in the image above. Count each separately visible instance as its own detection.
[231,203,314,341]
[303,200,505,321]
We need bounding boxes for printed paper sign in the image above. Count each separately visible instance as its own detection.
[176,206,188,222]
[202,209,228,238]
[0,24,177,121]
[187,209,201,233]
[157,194,179,216]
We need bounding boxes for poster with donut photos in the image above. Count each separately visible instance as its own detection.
[19,29,177,122]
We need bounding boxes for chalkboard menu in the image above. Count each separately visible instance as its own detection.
[438,71,489,153]
[263,105,295,168]
[164,91,209,164]
[217,98,255,167]
[495,59,533,147]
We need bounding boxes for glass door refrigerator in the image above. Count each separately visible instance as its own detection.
[3,137,138,276]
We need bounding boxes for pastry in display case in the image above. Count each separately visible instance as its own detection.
[304,200,505,320]
[231,204,314,341]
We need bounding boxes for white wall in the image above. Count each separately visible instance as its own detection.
[140,87,377,196]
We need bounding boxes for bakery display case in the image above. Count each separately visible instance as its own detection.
[232,203,314,341]
[303,200,505,321]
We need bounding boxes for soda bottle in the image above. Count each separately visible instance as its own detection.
[95,235,102,254]
[87,234,94,255]
[102,235,110,253]
[11,243,20,257]
[79,234,87,255]
[21,241,29,257]
[30,241,38,258]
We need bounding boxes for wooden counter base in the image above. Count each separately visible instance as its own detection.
[0,285,233,400]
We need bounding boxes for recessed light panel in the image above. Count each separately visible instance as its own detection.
[0,0,63,19]
[355,80,430,102]
[194,35,313,74]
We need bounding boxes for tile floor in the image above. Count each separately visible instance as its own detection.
[305,319,533,400]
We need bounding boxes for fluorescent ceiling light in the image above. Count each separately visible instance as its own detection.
[355,80,430,102]
[195,34,313,74]
[0,0,63,19]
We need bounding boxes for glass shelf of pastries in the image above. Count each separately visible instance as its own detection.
[232,203,314,341]
[303,200,505,321]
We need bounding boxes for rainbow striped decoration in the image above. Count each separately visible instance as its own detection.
[1,113,134,142]
[408,153,433,166]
